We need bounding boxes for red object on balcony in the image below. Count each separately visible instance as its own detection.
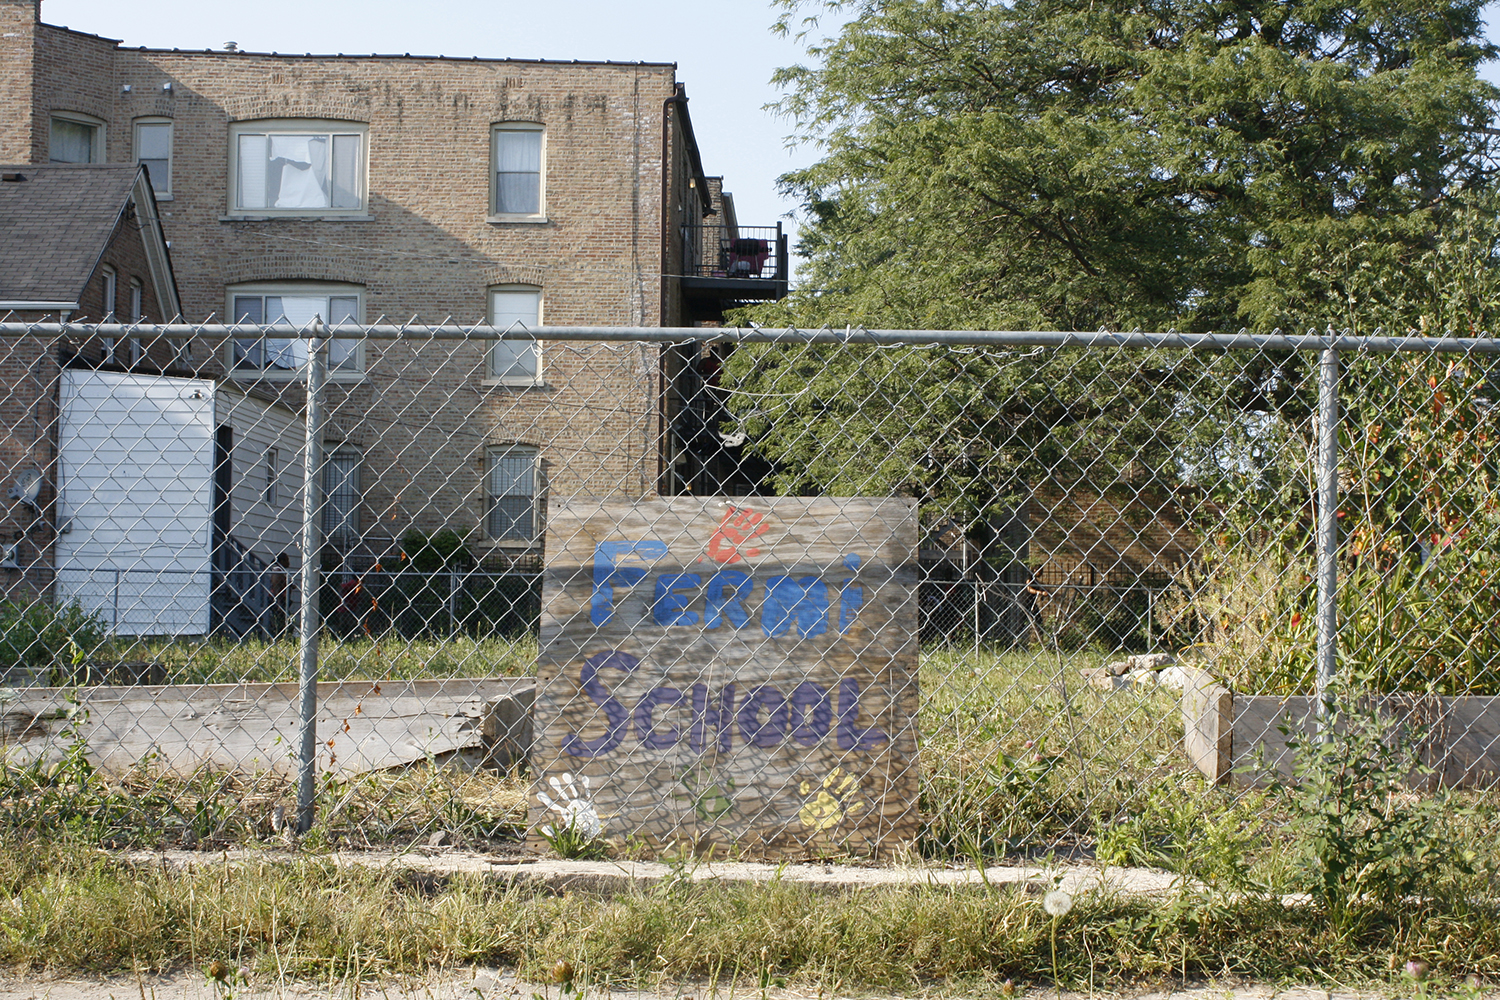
[727,238,770,277]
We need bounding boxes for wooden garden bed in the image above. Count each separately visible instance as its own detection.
[1180,667,1500,788]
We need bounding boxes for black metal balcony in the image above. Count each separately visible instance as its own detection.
[677,223,789,319]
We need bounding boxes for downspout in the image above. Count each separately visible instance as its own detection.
[658,85,684,494]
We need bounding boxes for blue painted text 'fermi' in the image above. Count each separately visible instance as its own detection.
[590,540,866,637]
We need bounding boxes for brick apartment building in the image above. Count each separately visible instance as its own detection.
[0,0,786,631]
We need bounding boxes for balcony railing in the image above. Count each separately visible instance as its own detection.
[681,223,787,283]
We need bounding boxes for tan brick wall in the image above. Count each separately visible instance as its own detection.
[32,22,116,164]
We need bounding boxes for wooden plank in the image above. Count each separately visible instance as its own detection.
[532,496,921,860]
[0,678,534,777]
[1179,667,1232,783]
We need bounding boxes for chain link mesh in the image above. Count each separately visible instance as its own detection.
[0,320,1495,859]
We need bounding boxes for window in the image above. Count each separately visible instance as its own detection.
[230,120,365,215]
[491,123,544,218]
[100,266,117,362]
[134,119,172,197]
[50,113,103,163]
[488,286,541,383]
[486,446,540,543]
[100,266,117,320]
[128,279,144,364]
[228,283,362,376]
[264,448,279,506]
[322,449,360,544]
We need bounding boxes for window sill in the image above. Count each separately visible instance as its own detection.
[220,214,375,222]
[228,370,369,385]
[480,378,549,390]
[476,539,541,550]
[486,214,549,225]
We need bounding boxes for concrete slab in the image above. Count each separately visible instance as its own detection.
[0,678,534,778]
[121,846,1183,898]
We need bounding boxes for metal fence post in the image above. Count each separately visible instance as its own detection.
[1316,344,1340,735]
[296,322,328,833]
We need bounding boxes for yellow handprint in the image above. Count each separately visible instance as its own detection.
[798,767,865,832]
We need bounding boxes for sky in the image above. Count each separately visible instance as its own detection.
[36,0,1500,289]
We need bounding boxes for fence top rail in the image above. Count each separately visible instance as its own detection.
[2,321,1500,353]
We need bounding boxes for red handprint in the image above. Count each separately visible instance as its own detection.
[706,506,770,564]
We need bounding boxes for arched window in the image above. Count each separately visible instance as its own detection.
[50,112,104,164]
[227,281,364,377]
[229,119,367,216]
[134,118,173,197]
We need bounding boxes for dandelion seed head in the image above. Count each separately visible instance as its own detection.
[1043,888,1074,917]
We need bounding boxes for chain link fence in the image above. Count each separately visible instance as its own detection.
[0,320,1496,859]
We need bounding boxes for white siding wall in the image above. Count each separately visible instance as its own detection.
[217,387,305,569]
[55,371,214,635]
[54,372,307,636]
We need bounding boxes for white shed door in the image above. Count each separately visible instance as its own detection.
[55,371,215,635]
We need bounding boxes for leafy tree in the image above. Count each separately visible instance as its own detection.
[725,0,1500,536]
[758,0,1500,333]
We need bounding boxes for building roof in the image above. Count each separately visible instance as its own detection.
[0,164,146,307]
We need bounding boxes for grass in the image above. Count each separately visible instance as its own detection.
[108,633,538,685]
[0,640,1262,858]
[918,645,1198,857]
[0,836,1496,994]
[0,640,1199,858]
[0,753,531,850]
[8,636,1494,883]
[5,638,1500,992]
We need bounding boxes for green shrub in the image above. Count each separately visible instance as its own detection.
[0,600,107,678]
[1270,693,1471,924]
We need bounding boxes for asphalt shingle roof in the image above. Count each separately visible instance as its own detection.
[0,164,141,305]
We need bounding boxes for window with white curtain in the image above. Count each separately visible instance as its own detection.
[50,113,103,164]
[491,123,544,218]
[230,120,365,214]
[487,286,542,383]
[486,446,540,543]
[134,119,173,196]
[228,282,363,376]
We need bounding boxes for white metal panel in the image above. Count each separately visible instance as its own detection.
[55,370,215,635]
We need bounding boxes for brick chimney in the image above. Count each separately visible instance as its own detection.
[0,0,37,162]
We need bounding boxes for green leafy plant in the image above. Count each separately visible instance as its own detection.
[1271,695,1470,925]
[0,600,107,680]
[1094,781,1258,891]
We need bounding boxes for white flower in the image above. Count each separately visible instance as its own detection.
[537,772,603,839]
[1042,888,1074,917]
